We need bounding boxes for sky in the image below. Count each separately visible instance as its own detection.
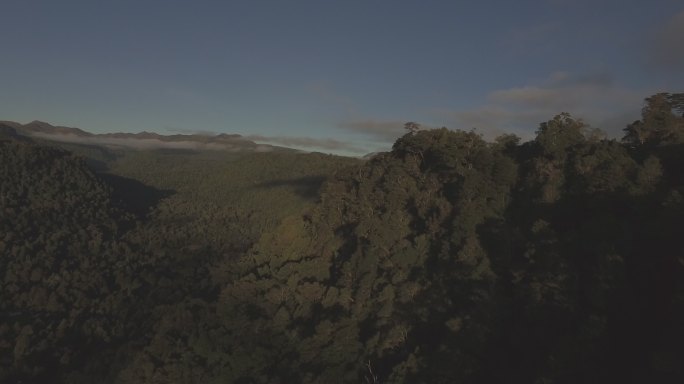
[1,0,682,155]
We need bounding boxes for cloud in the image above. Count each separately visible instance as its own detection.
[649,10,684,72]
[305,82,426,147]
[29,132,238,150]
[336,120,406,142]
[434,72,646,139]
[245,134,367,154]
[434,107,543,139]
[21,120,368,155]
[337,119,443,143]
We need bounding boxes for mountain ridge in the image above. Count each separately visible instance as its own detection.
[0,120,294,153]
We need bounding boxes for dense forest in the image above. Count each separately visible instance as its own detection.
[1,93,683,383]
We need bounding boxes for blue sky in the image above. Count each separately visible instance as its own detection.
[1,0,682,155]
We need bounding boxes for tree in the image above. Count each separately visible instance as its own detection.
[667,93,684,117]
[623,93,684,146]
[404,121,421,134]
[535,112,586,157]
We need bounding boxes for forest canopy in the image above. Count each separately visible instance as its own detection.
[1,93,683,383]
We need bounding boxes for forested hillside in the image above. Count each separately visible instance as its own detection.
[0,129,360,383]
[0,132,144,382]
[215,99,683,383]
[1,93,683,383]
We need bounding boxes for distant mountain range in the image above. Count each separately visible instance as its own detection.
[0,120,291,153]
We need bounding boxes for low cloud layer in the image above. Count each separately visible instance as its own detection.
[30,132,243,151]
[22,123,368,156]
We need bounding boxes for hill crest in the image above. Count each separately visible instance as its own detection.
[2,120,291,153]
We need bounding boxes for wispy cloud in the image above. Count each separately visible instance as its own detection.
[336,120,406,142]
[245,134,367,154]
[433,71,646,139]
[489,74,626,112]
[433,107,542,139]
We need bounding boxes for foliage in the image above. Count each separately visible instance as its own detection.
[1,93,684,383]
[623,93,684,146]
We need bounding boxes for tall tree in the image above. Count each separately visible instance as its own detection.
[623,93,684,146]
